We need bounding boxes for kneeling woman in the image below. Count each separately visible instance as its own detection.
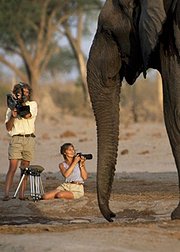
[42,143,88,200]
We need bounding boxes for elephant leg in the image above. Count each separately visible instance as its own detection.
[161,52,180,219]
[87,30,121,222]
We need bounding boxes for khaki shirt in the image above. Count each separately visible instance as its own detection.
[5,101,38,136]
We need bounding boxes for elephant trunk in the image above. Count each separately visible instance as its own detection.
[87,28,122,221]
[88,64,121,222]
[97,87,120,222]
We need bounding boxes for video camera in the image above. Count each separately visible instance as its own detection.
[77,152,93,160]
[6,82,30,117]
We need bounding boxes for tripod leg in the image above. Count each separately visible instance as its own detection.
[36,176,40,199]
[34,175,38,200]
[13,174,26,198]
[40,176,44,195]
[30,175,34,199]
[30,175,32,197]
[38,176,43,199]
[32,175,36,201]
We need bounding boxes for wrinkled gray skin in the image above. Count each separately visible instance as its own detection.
[87,0,180,222]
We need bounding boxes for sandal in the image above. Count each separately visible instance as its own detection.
[2,196,10,201]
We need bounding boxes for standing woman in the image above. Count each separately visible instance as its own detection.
[43,143,88,200]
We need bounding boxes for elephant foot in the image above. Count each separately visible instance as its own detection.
[171,203,180,220]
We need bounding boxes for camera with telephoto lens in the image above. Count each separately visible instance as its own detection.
[77,152,93,160]
[6,82,30,118]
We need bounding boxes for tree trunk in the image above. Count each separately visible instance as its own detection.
[76,49,89,103]
[28,70,40,102]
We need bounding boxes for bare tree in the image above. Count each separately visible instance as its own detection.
[60,9,88,103]
[0,0,102,100]
[0,0,67,98]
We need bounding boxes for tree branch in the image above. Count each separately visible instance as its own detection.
[41,45,59,73]
[0,54,27,81]
[14,31,33,69]
[36,0,51,57]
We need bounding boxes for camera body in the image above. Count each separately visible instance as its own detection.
[6,83,30,117]
[77,152,93,160]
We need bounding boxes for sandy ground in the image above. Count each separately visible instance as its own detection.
[0,116,180,251]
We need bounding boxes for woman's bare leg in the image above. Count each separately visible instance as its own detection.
[55,191,74,199]
[42,190,74,200]
[42,189,60,200]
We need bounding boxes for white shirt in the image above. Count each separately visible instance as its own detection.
[63,161,84,183]
[5,101,38,136]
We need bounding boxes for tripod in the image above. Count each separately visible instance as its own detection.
[13,165,44,201]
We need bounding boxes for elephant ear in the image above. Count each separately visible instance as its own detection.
[139,0,166,72]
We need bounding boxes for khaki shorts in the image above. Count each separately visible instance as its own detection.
[56,183,84,199]
[8,136,35,161]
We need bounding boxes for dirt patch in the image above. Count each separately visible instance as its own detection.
[0,172,179,229]
[1,120,180,251]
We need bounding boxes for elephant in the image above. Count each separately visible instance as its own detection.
[87,0,180,222]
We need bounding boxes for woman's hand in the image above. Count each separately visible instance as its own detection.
[79,155,88,180]
[79,155,86,167]
[73,154,81,164]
